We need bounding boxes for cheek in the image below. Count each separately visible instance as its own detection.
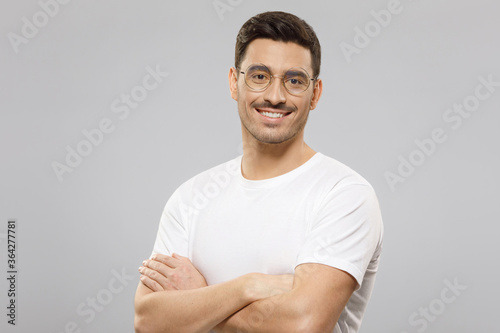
[239,91,258,109]
[236,94,250,115]
[302,94,314,111]
[293,98,311,114]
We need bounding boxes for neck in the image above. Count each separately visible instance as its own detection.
[240,131,316,180]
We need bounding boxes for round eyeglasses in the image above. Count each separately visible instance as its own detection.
[238,63,316,95]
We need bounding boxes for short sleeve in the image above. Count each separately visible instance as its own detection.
[295,183,383,289]
[151,188,189,257]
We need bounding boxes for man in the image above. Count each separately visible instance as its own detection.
[134,11,383,333]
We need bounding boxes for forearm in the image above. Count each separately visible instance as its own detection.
[135,275,255,333]
[214,290,310,333]
[215,264,356,333]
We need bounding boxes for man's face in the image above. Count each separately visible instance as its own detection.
[229,38,322,145]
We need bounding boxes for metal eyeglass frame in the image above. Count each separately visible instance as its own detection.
[237,63,316,95]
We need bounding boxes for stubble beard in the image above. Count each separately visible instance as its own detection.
[239,103,310,145]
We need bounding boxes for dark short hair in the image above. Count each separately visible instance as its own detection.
[235,11,321,79]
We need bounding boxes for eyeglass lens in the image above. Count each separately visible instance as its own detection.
[244,64,310,93]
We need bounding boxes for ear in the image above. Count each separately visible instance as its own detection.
[228,67,239,101]
[309,78,323,110]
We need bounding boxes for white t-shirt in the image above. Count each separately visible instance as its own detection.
[152,152,384,332]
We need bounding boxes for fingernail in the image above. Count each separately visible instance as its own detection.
[142,260,146,266]
[138,266,143,273]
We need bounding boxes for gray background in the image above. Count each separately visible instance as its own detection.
[1,0,498,332]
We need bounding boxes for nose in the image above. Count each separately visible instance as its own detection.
[263,75,286,105]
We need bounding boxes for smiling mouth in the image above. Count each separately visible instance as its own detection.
[256,108,292,119]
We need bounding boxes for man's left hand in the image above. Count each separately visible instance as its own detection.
[139,253,208,292]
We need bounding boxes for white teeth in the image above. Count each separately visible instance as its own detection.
[260,111,284,118]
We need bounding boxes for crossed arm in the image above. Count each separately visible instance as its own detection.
[134,253,357,333]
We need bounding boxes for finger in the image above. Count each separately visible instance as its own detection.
[139,274,164,292]
[151,253,182,268]
[139,266,173,290]
[140,274,177,292]
[149,253,170,261]
[172,253,189,261]
[143,259,174,277]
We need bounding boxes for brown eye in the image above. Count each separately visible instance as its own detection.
[244,64,271,90]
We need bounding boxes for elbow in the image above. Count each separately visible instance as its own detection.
[134,311,152,333]
[294,318,330,333]
[294,316,319,333]
[135,312,164,333]
[134,300,157,333]
[293,308,334,333]
[134,299,176,333]
[134,316,145,333]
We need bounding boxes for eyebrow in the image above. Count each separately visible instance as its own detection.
[285,70,308,77]
[247,64,269,72]
[245,64,311,77]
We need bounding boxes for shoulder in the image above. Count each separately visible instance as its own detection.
[310,154,382,231]
[310,154,384,256]
[311,153,374,192]
[172,155,241,199]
